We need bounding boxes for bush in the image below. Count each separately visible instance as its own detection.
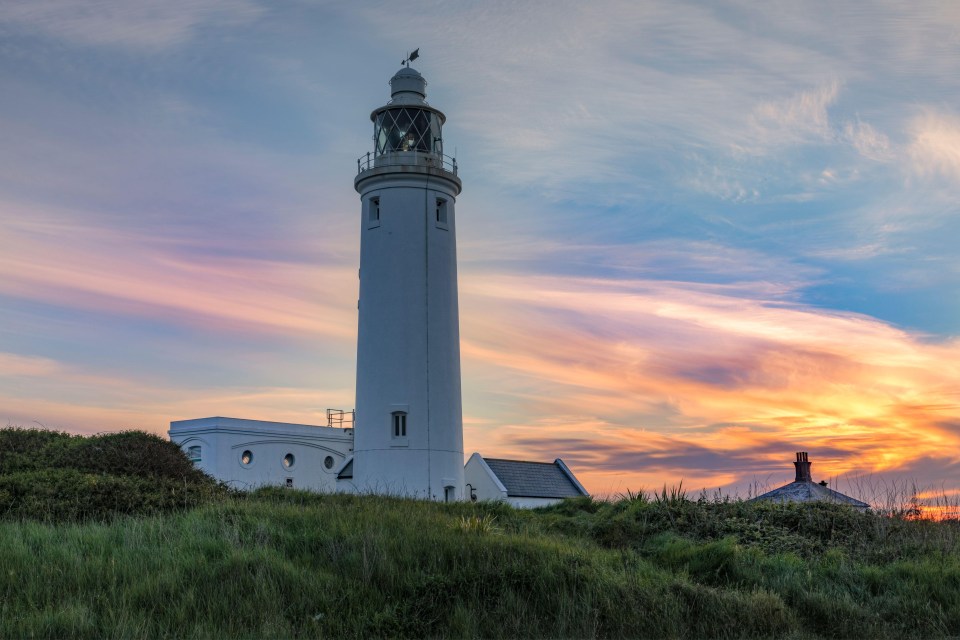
[0,427,226,521]
[53,430,212,483]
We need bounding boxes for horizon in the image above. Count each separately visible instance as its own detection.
[1,1,958,504]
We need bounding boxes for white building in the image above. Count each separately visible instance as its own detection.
[169,62,587,505]
[464,453,589,508]
[168,416,354,492]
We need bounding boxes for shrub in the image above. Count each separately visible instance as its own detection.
[0,427,226,521]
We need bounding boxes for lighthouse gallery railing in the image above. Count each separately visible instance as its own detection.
[357,151,458,176]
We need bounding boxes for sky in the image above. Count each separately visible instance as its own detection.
[1,0,959,504]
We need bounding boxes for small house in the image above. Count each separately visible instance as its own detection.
[751,452,869,510]
[464,453,589,508]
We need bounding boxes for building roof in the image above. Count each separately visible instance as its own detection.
[752,480,869,508]
[751,452,869,509]
[482,458,588,499]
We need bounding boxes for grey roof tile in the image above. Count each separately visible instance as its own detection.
[483,458,587,499]
[752,480,869,509]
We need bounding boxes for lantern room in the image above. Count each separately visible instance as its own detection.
[371,67,445,157]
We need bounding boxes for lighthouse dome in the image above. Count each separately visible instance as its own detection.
[390,67,427,103]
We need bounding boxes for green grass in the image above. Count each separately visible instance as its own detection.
[1,427,959,638]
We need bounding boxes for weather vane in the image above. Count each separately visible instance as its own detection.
[402,48,419,67]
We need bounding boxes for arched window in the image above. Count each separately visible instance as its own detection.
[392,411,407,438]
[187,445,201,463]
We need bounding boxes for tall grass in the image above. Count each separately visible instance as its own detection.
[1,427,959,638]
[0,489,958,638]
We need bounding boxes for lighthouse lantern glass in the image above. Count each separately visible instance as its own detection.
[374,107,442,155]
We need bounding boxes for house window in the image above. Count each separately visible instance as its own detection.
[283,453,295,469]
[187,445,201,463]
[435,198,448,224]
[324,455,335,469]
[370,197,380,222]
[240,450,253,466]
[392,411,407,438]
[285,478,293,488]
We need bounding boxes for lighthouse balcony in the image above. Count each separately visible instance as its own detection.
[357,150,458,177]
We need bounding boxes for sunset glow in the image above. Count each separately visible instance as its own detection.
[1,1,957,508]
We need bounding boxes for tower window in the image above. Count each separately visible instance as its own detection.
[370,197,380,222]
[392,411,407,438]
[187,446,201,463]
[435,198,448,225]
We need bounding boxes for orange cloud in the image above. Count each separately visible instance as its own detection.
[459,271,960,498]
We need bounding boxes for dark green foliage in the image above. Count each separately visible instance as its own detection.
[54,430,213,483]
[0,427,225,521]
[539,490,958,563]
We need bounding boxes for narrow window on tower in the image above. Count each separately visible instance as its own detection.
[368,196,381,229]
[392,411,407,438]
[435,198,448,229]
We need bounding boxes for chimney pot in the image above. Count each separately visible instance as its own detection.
[793,452,813,482]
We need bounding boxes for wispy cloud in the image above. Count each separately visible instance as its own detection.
[908,109,960,184]
[0,0,263,49]
[0,211,357,340]
[740,81,840,154]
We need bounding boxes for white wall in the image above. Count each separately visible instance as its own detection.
[463,453,582,509]
[353,167,465,501]
[169,417,353,492]
[505,496,563,509]
[464,452,507,502]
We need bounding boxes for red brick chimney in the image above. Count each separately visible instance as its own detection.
[794,451,813,482]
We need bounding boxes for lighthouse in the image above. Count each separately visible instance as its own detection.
[352,63,465,501]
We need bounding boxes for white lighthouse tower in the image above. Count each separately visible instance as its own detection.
[352,62,465,501]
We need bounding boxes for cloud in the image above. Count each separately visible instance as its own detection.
[908,109,960,183]
[0,352,63,377]
[741,81,840,153]
[841,118,893,161]
[0,211,358,340]
[458,266,960,495]
[0,0,263,49]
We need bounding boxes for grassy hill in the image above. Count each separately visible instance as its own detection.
[1,427,958,638]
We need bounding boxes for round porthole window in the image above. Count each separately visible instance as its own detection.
[324,455,334,469]
[283,453,295,469]
[240,450,254,466]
